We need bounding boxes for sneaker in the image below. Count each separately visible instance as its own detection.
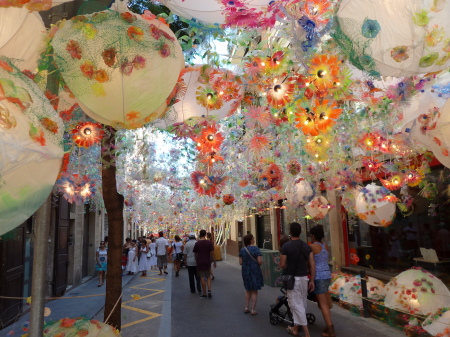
[199,294,207,298]
[207,291,212,298]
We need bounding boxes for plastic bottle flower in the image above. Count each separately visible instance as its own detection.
[308,54,340,92]
[196,86,224,110]
[71,121,105,147]
[294,99,342,136]
[266,78,295,109]
[191,123,224,154]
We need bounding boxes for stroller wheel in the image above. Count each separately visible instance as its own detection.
[306,313,315,325]
[269,312,279,325]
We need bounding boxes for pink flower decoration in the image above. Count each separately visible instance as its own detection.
[120,61,133,76]
[159,44,171,58]
[142,10,156,22]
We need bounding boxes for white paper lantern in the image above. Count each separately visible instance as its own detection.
[0,8,46,71]
[51,7,184,129]
[355,183,396,227]
[337,0,450,77]
[422,308,450,337]
[285,176,315,206]
[0,57,64,236]
[305,195,330,221]
[384,268,450,316]
[339,275,385,307]
[428,98,450,168]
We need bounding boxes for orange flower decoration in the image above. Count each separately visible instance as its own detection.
[128,26,144,41]
[267,51,285,70]
[380,175,403,191]
[266,79,295,108]
[60,318,76,328]
[80,61,95,79]
[192,124,224,154]
[358,132,382,151]
[308,54,340,91]
[94,69,109,83]
[71,122,105,148]
[295,100,342,136]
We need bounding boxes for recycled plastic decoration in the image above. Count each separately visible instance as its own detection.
[304,195,330,220]
[55,172,96,204]
[0,56,64,236]
[284,176,315,206]
[159,0,285,28]
[0,0,71,11]
[384,267,450,316]
[427,98,450,168]
[339,275,385,307]
[71,121,105,147]
[0,8,46,71]
[355,183,396,227]
[43,317,121,337]
[154,65,242,129]
[422,307,450,337]
[336,0,450,77]
[51,7,184,129]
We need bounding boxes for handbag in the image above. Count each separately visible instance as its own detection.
[147,250,153,258]
[281,274,295,290]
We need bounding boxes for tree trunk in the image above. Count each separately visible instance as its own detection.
[102,126,124,330]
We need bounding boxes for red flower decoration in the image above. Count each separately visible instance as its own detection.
[71,122,104,147]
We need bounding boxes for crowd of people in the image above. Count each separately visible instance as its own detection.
[95,222,335,337]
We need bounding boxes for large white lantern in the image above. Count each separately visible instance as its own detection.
[285,176,315,206]
[305,196,330,221]
[355,183,396,227]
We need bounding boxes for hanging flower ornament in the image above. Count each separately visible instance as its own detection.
[294,99,342,136]
[380,174,404,191]
[265,77,295,109]
[192,123,224,155]
[56,172,96,204]
[71,121,104,147]
[190,170,227,197]
[222,194,235,205]
[286,159,302,176]
[308,54,341,92]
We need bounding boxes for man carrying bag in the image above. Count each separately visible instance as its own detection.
[279,222,316,337]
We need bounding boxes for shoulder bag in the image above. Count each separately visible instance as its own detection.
[244,246,258,263]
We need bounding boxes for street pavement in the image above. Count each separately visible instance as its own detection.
[1,255,407,337]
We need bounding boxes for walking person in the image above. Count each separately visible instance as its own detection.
[122,238,132,276]
[310,225,336,337]
[96,241,107,287]
[207,232,216,280]
[280,222,316,337]
[193,229,216,298]
[239,234,263,315]
[149,238,157,270]
[156,231,169,275]
[139,238,150,277]
[184,233,202,293]
[126,240,138,275]
[172,235,184,277]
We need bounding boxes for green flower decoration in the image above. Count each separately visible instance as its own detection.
[436,53,450,66]
[412,10,429,26]
[419,52,439,67]
[361,19,381,38]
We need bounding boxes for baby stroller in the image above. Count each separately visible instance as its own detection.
[269,286,316,326]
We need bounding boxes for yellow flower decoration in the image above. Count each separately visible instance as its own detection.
[365,254,370,260]
[92,82,106,97]
[131,294,141,300]
[425,25,445,47]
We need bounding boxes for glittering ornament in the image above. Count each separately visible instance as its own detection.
[71,121,104,147]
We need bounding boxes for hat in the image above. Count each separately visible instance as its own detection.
[189,232,196,238]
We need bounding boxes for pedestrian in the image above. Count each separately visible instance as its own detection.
[310,225,335,337]
[96,241,107,287]
[207,232,216,280]
[156,231,169,275]
[126,240,138,275]
[239,233,263,315]
[193,229,216,298]
[172,235,184,277]
[149,238,157,270]
[139,238,150,277]
[279,222,315,337]
[184,232,202,294]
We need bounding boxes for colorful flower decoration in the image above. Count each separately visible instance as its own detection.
[265,78,295,109]
[305,134,332,161]
[405,168,424,187]
[243,105,273,129]
[358,132,382,151]
[56,172,96,204]
[195,86,224,110]
[362,157,383,173]
[222,194,235,205]
[308,54,341,91]
[380,174,404,191]
[191,123,224,155]
[294,99,342,136]
[250,160,283,190]
[190,171,227,197]
[71,121,104,147]
[286,159,302,175]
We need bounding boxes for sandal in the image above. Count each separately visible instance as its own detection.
[244,308,250,314]
[287,326,299,336]
[251,310,258,315]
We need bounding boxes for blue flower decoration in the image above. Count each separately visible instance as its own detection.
[361,19,381,38]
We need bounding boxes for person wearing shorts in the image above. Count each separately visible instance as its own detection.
[193,229,216,298]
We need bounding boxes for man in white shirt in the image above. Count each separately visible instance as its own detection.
[184,233,202,293]
[155,231,169,275]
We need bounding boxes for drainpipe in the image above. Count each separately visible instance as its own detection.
[29,195,52,337]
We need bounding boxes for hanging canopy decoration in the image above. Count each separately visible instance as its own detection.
[0,56,64,236]
[51,6,184,129]
[43,317,121,336]
[0,8,46,71]
[335,0,450,77]
[384,267,450,316]
[355,183,397,227]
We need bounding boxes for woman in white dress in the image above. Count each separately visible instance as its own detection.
[149,238,157,270]
[126,240,138,275]
[139,238,150,276]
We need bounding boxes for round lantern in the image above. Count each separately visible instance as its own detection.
[355,183,396,227]
[153,65,242,129]
[305,196,330,221]
[160,0,282,28]
[0,56,64,236]
[427,98,450,168]
[339,275,385,307]
[336,0,450,77]
[285,177,315,206]
[0,8,46,71]
[422,308,450,337]
[51,7,184,129]
[43,317,121,336]
[384,267,450,316]
[0,0,72,11]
